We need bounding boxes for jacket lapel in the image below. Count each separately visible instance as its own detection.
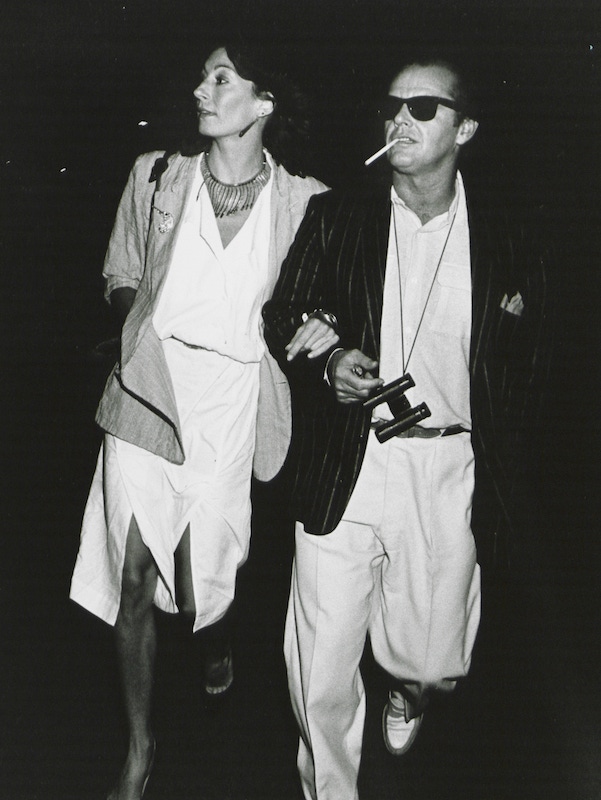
[120,154,200,433]
[143,155,200,295]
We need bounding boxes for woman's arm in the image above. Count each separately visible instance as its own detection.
[102,154,157,301]
[263,194,341,383]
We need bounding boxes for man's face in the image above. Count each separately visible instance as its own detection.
[384,64,476,178]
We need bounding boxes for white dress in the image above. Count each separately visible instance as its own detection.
[70,159,273,632]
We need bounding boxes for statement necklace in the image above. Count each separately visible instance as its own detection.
[201,153,271,218]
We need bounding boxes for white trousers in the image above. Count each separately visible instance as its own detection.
[284,431,481,800]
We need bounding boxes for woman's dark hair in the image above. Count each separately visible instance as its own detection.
[184,39,315,177]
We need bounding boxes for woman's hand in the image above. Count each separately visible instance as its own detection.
[285,317,340,361]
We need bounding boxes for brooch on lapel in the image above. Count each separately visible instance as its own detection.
[152,205,174,234]
[500,291,524,317]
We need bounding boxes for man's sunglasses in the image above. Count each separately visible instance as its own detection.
[377,95,462,122]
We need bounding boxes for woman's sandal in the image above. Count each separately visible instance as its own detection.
[203,649,234,695]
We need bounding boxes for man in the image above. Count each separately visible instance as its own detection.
[263,52,551,800]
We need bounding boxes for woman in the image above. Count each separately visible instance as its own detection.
[70,41,335,800]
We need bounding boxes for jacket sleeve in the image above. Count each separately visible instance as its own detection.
[102,153,159,301]
[263,192,341,387]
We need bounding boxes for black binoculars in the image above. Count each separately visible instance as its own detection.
[363,373,431,443]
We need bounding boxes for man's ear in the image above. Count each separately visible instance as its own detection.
[456,116,479,145]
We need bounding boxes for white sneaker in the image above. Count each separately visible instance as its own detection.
[382,692,423,755]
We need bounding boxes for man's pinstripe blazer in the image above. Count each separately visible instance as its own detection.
[263,182,552,567]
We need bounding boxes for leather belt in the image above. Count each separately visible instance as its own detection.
[370,421,469,439]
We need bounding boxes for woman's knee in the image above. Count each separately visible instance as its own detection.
[122,556,156,593]
[120,559,157,616]
[120,518,157,614]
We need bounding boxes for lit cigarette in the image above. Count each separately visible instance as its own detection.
[364,139,400,166]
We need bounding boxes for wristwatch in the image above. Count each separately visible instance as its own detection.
[301,309,338,330]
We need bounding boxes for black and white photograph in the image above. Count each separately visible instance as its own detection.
[1,1,600,798]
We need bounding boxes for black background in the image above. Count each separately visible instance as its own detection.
[2,1,601,798]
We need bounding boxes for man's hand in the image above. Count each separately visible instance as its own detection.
[285,317,340,361]
[327,349,383,404]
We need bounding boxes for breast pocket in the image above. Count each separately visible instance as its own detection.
[493,304,526,357]
[429,263,472,339]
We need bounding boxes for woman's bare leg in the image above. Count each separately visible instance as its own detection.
[108,516,158,800]
[175,526,233,694]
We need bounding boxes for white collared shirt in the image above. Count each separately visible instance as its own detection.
[153,154,274,363]
[378,174,472,429]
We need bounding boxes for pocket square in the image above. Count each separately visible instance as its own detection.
[500,291,524,317]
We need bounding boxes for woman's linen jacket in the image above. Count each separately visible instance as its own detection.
[95,151,326,481]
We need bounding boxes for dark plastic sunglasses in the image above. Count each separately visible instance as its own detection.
[378,95,461,122]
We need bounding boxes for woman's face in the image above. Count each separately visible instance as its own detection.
[193,47,264,139]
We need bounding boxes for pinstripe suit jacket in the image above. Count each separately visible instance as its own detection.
[263,182,552,565]
[95,151,326,480]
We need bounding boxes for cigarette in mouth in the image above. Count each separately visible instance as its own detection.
[364,139,401,166]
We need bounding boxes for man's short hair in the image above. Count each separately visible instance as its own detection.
[387,48,480,122]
